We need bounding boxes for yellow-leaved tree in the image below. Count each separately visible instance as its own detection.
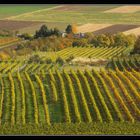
[72,24,78,34]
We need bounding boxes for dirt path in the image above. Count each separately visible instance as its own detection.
[5,5,64,20]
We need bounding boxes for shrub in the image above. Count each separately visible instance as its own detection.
[56,57,64,65]
[45,58,52,64]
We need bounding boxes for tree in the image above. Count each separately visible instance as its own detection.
[56,57,64,66]
[45,58,53,64]
[91,34,111,47]
[114,33,136,48]
[29,54,41,63]
[65,55,75,63]
[72,24,78,34]
[65,24,78,34]
[19,33,33,40]
[53,27,61,37]
[16,43,25,50]
[84,32,94,43]
[133,35,140,54]
[34,25,50,38]
[65,24,72,34]
[113,32,127,47]
[72,38,88,47]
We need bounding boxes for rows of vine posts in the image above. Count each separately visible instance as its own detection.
[0,68,139,124]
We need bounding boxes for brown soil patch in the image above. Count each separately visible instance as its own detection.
[123,27,140,36]
[0,20,45,31]
[93,24,140,35]
[104,5,140,13]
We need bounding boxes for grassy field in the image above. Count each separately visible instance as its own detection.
[5,5,140,28]
[1,5,140,33]
[0,4,56,19]
[0,122,140,135]
[19,22,69,34]
[0,5,139,34]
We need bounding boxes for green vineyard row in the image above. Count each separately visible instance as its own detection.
[0,69,139,125]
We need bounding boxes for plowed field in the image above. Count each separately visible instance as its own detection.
[0,20,44,31]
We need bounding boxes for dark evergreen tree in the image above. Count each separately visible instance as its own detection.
[53,27,61,37]
[65,24,72,34]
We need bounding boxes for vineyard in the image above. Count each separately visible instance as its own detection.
[0,4,140,135]
[0,46,130,74]
[107,56,140,71]
[0,54,139,74]
[44,46,129,59]
[0,61,54,74]
[0,47,139,134]
[0,69,139,126]
[16,46,130,61]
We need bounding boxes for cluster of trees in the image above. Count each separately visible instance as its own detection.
[15,24,78,55]
[65,24,77,34]
[16,35,73,53]
[34,25,61,39]
[0,23,139,60]
[16,32,137,57]
[19,24,78,40]
[33,24,77,39]
[73,32,136,48]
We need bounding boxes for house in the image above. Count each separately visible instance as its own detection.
[61,32,67,38]
[61,32,85,38]
[73,33,85,38]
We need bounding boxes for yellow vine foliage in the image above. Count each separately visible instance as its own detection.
[0,52,10,60]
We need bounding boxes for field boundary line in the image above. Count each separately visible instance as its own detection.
[104,5,140,13]
[5,5,64,20]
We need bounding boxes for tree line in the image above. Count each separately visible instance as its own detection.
[0,24,140,60]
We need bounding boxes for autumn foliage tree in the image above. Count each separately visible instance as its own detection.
[72,24,78,34]
[133,35,140,54]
